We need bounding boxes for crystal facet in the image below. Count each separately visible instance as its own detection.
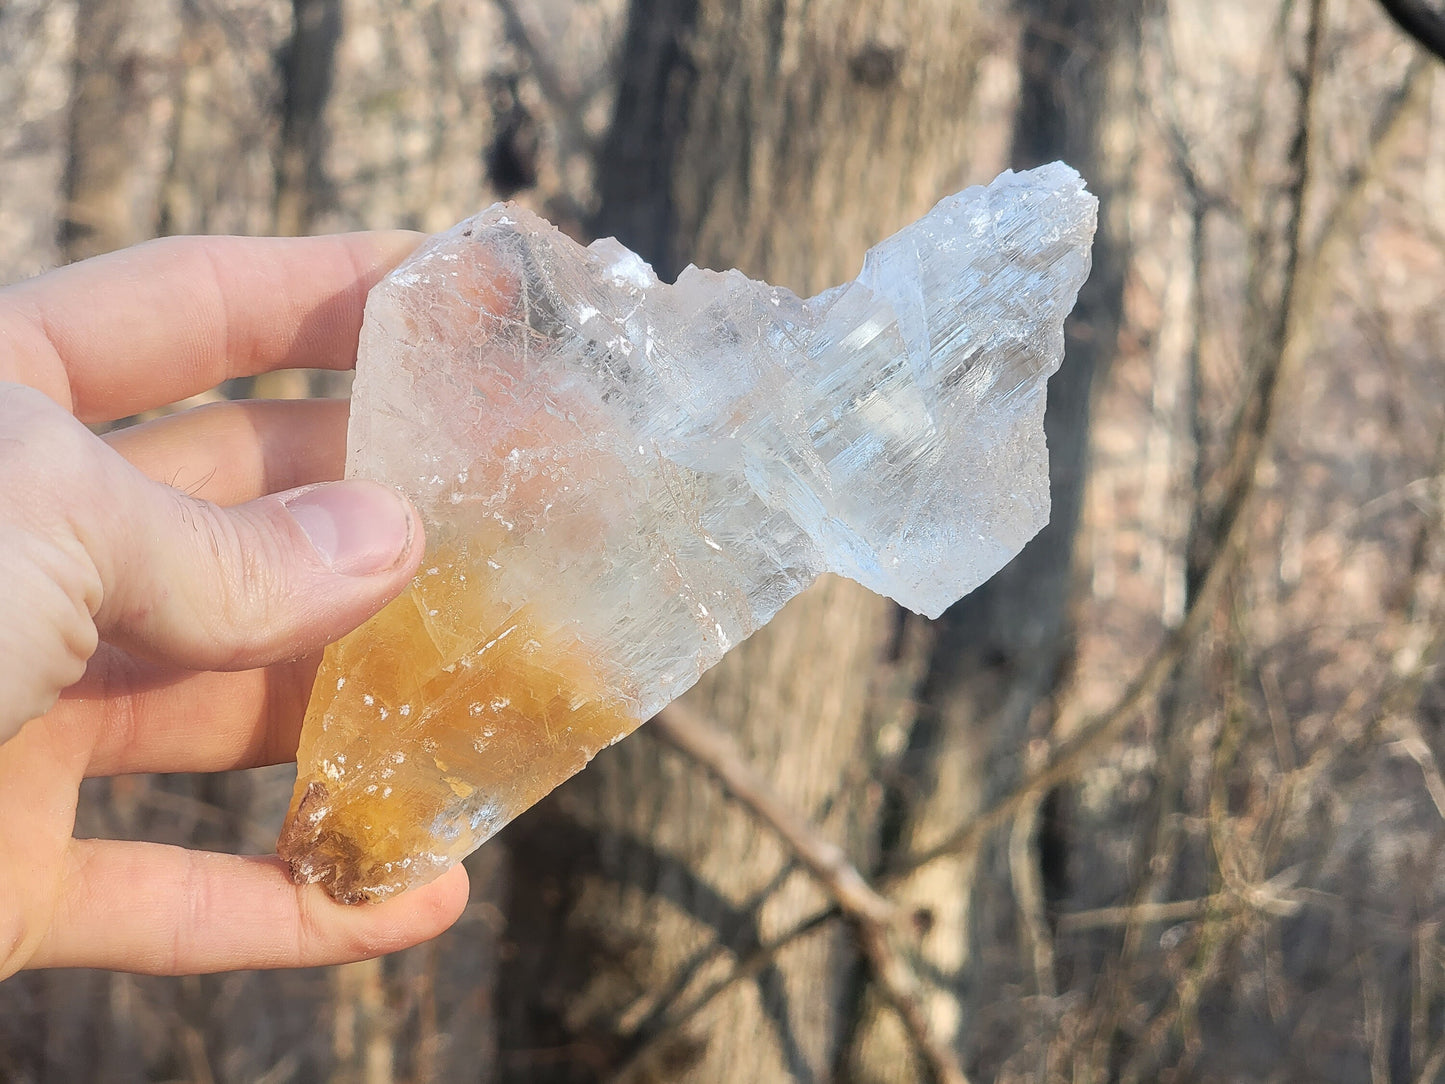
[277,163,1097,902]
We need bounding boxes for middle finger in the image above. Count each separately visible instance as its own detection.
[105,397,350,506]
[55,645,320,776]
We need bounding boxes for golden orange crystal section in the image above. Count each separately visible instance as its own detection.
[278,557,637,902]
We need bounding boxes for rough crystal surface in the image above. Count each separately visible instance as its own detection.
[278,162,1098,902]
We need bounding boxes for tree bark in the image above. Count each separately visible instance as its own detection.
[0,0,75,283]
[861,1,1137,1077]
[60,0,183,262]
[496,1,1030,1079]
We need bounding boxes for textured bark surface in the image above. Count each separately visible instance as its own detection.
[0,2,74,281]
[841,2,1140,1076]
[495,2,1029,1080]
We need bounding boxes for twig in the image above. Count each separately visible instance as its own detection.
[180,1021,217,1084]
[610,907,840,1082]
[1374,0,1445,63]
[1380,429,1445,815]
[1009,790,1057,997]
[853,921,971,1084]
[1058,864,1306,935]
[1389,731,1445,820]
[651,704,970,1084]
[1360,953,1391,1084]
[885,531,1238,883]
[652,703,896,927]
[1056,896,1213,933]
[251,1052,301,1084]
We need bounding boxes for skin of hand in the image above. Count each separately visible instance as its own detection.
[0,233,470,979]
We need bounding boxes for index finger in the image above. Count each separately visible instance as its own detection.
[0,231,421,423]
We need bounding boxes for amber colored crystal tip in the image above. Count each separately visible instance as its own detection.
[277,781,379,905]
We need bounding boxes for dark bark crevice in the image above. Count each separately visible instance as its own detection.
[589,0,701,279]
[497,806,815,1082]
[274,0,341,234]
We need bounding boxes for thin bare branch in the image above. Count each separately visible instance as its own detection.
[650,704,970,1084]
[610,908,840,1083]
[1056,863,1305,934]
[652,703,896,927]
[1374,0,1445,62]
[854,921,972,1084]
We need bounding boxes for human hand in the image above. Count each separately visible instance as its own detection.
[0,234,469,978]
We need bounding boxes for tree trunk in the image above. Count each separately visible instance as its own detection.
[0,0,74,283]
[848,1,1139,1077]
[495,1,1036,1079]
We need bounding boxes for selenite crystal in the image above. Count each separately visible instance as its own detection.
[277,162,1097,902]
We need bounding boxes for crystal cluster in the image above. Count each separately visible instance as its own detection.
[277,162,1097,902]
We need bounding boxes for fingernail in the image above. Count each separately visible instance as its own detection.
[281,482,415,576]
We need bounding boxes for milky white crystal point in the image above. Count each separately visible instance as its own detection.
[278,163,1097,901]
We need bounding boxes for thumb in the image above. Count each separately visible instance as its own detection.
[90,474,422,671]
[0,385,421,720]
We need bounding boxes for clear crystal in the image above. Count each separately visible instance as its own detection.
[277,163,1097,901]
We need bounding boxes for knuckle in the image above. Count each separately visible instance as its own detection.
[0,526,101,733]
[339,923,389,963]
[182,496,295,663]
[295,886,411,966]
[0,384,101,514]
[2,845,72,979]
[0,384,111,621]
[295,886,376,964]
[166,849,209,975]
[0,899,31,980]
[84,647,145,760]
[0,903,53,983]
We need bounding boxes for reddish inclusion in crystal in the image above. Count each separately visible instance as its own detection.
[278,558,636,903]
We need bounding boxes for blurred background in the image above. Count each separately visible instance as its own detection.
[1,0,1444,1080]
